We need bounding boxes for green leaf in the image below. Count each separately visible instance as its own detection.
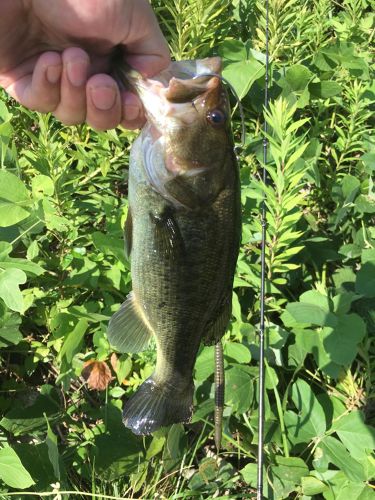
[218,39,247,61]
[223,341,251,364]
[320,436,366,482]
[0,258,44,276]
[0,171,32,227]
[356,262,375,298]
[59,319,88,363]
[31,175,54,199]
[225,364,253,413]
[0,447,35,489]
[223,59,265,100]
[332,411,375,461]
[0,268,27,312]
[0,386,60,436]
[146,435,166,460]
[0,311,22,347]
[301,475,328,495]
[270,456,309,498]
[92,231,125,262]
[285,302,337,327]
[13,443,56,491]
[323,314,366,366]
[309,81,342,98]
[195,345,215,381]
[45,417,60,480]
[285,65,313,91]
[285,379,326,442]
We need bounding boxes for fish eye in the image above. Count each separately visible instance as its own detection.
[206,109,226,126]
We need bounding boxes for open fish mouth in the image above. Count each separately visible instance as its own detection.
[130,57,223,133]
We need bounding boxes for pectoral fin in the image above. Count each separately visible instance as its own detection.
[150,208,185,259]
[107,292,152,353]
[124,208,133,260]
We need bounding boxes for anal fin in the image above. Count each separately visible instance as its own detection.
[107,292,152,353]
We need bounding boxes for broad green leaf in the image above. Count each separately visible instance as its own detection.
[323,314,366,366]
[0,387,60,436]
[0,170,32,226]
[332,292,359,315]
[163,424,186,471]
[0,258,44,276]
[0,311,22,347]
[285,302,337,327]
[299,290,330,311]
[13,443,55,491]
[0,447,35,489]
[31,175,54,199]
[225,364,253,413]
[309,81,342,98]
[45,418,60,480]
[94,428,143,480]
[356,262,375,298]
[218,39,247,61]
[146,435,166,460]
[320,436,366,482]
[59,319,88,363]
[270,456,309,498]
[0,268,27,312]
[223,59,265,99]
[195,345,215,381]
[301,475,328,495]
[321,471,373,500]
[286,379,326,442]
[241,463,269,497]
[113,354,132,384]
[332,411,375,461]
[92,231,125,262]
[285,65,313,91]
[223,341,251,364]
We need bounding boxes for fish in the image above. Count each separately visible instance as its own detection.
[108,57,241,440]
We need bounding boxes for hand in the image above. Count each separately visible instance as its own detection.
[0,0,170,130]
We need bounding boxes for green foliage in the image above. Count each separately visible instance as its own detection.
[0,0,374,498]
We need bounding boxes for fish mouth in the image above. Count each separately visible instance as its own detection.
[133,57,222,131]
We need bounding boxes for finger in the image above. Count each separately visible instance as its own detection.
[120,91,145,130]
[53,47,89,125]
[86,74,121,130]
[0,52,62,112]
[121,0,170,77]
[22,52,62,112]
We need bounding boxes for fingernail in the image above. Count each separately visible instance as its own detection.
[67,59,87,87]
[123,93,141,121]
[46,64,62,84]
[90,86,117,111]
[125,104,140,121]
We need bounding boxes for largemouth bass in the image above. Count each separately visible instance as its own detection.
[108,57,241,436]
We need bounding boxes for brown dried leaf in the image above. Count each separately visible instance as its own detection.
[110,352,118,371]
[82,360,112,391]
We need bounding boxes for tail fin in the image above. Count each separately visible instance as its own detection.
[122,376,194,435]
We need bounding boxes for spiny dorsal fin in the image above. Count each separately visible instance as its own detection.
[107,292,152,353]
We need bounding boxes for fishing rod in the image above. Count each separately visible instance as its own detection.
[257,0,270,498]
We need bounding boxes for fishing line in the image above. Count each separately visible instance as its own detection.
[257,0,270,498]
